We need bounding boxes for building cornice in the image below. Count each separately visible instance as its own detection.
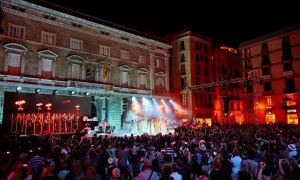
[238,25,300,49]
[4,0,171,49]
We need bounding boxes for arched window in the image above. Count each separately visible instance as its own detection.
[119,65,132,87]
[37,50,57,79]
[155,72,165,93]
[137,68,149,89]
[4,43,27,76]
[67,55,85,80]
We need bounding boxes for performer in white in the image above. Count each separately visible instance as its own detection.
[101,119,108,133]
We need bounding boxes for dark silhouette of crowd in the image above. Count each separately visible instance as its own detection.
[0,124,299,180]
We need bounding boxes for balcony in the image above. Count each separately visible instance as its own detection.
[262,74,271,80]
[283,70,293,76]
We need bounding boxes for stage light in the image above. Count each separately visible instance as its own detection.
[52,90,58,95]
[84,92,90,97]
[35,88,40,94]
[69,91,75,96]
[16,86,22,92]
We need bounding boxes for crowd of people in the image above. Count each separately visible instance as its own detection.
[0,124,299,180]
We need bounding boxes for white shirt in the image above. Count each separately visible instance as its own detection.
[171,172,182,180]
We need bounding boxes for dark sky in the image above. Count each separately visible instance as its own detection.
[29,0,300,48]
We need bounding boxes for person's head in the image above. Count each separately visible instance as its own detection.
[143,159,152,169]
[162,165,172,176]
[111,167,120,178]
[212,157,222,169]
[198,175,209,180]
[85,165,97,179]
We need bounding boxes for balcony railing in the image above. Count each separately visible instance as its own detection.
[262,74,271,80]
[283,70,293,76]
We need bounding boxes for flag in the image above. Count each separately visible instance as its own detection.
[102,61,108,78]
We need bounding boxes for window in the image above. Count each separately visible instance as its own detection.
[282,36,292,61]
[156,58,165,68]
[266,97,272,106]
[180,77,187,90]
[67,55,84,80]
[120,50,130,60]
[195,42,200,50]
[247,84,253,93]
[119,65,132,87]
[156,77,165,92]
[99,45,110,56]
[180,41,185,50]
[283,63,292,71]
[121,71,129,86]
[204,66,209,77]
[180,53,185,62]
[7,53,21,75]
[41,31,56,45]
[181,94,188,106]
[138,55,147,65]
[41,59,53,79]
[196,77,200,85]
[204,44,209,53]
[261,54,270,66]
[264,81,272,91]
[285,78,295,93]
[181,64,185,75]
[139,74,147,89]
[99,61,110,83]
[70,38,82,51]
[244,48,252,69]
[85,64,96,82]
[196,54,200,62]
[137,68,149,89]
[196,64,200,75]
[8,23,25,39]
[204,56,208,64]
[262,67,270,75]
[71,63,81,79]
[4,43,28,76]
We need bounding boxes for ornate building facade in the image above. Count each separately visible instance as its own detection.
[239,25,300,125]
[0,0,171,130]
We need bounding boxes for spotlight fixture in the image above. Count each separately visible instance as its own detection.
[16,86,22,92]
[35,88,40,94]
[69,91,75,96]
[52,90,58,95]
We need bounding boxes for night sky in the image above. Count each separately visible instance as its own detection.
[27,0,300,48]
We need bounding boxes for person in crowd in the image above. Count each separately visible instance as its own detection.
[138,159,159,180]
[231,148,242,180]
[170,164,182,180]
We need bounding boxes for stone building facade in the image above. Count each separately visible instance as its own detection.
[0,0,171,130]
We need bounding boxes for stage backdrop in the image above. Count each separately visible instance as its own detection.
[3,91,91,125]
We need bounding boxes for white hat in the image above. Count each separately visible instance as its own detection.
[288,144,296,151]
[199,140,206,144]
[199,144,206,151]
